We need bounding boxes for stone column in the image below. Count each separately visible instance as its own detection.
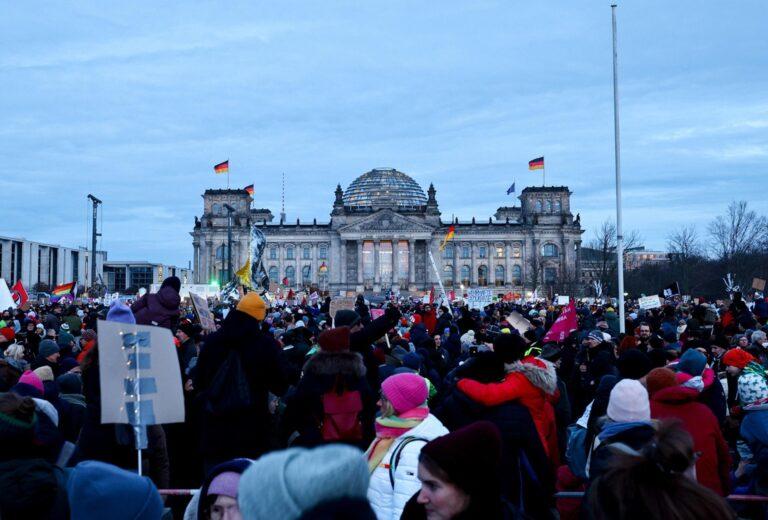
[357,240,363,285]
[391,239,397,288]
[340,239,347,288]
[311,244,318,284]
[192,241,200,283]
[408,240,415,284]
[488,242,495,287]
[470,243,477,286]
[373,240,380,285]
[205,240,213,283]
[453,241,459,286]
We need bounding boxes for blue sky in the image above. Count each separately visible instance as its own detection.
[2,1,766,266]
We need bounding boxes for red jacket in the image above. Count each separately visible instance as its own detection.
[651,386,731,496]
[421,308,437,335]
[457,357,560,464]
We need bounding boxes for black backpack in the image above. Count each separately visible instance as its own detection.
[203,349,252,416]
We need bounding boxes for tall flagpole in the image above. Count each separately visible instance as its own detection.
[611,4,626,334]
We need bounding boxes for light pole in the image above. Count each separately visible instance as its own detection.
[223,203,235,283]
[611,4,626,333]
[87,194,102,290]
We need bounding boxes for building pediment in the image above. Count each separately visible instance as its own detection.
[337,209,435,234]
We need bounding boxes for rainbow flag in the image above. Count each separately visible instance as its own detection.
[214,160,229,175]
[529,157,544,170]
[52,282,75,296]
[244,184,254,195]
[439,225,456,251]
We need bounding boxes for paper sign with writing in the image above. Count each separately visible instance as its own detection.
[97,320,184,426]
[370,308,385,320]
[638,294,662,310]
[753,278,766,292]
[506,312,533,336]
[329,297,356,320]
[556,295,570,306]
[467,289,493,310]
[190,292,217,332]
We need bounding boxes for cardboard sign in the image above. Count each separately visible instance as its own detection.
[753,278,767,292]
[638,294,662,310]
[329,297,356,320]
[0,279,17,310]
[97,320,184,426]
[189,292,217,332]
[556,295,570,306]
[370,308,385,320]
[506,312,533,336]
[467,289,493,310]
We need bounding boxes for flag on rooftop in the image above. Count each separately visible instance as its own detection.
[214,160,229,175]
[528,157,544,171]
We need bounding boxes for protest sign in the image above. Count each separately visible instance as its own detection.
[97,320,184,429]
[542,302,577,343]
[151,283,219,299]
[506,312,533,336]
[370,308,385,320]
[753,278,766,292]
[467,288,493,310]
[556,295,570,306]
[190,292,216,332]
[329,297,355,320]
[0,279,17,309]
[638,294,662,310]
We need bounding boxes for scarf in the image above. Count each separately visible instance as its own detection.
[744,361,768,381]
[365,406,429,473]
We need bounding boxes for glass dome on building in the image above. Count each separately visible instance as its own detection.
[343,168,428,210]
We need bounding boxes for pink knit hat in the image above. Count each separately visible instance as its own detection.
[381,373,428,414]
[18,370,44,396]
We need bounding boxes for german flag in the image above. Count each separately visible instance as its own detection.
[439,225,455,251]
[214,160,229,175]
[244,184,254,196]
[528,157,544,170]
[52,282,75,296]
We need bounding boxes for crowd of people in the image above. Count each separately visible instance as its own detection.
[1,275,767,519]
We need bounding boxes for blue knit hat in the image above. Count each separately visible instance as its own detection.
[676,348,707,377]
[67,460,163,520]
[106,301,136,324]
[39,339,60,359]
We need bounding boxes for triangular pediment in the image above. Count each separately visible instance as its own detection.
[338,209,435,233]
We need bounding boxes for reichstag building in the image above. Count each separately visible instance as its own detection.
[191,168,583,294]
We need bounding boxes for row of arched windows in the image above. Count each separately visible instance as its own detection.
[533,199,562,213]
[442,243,559,259]
[443,264,524,287]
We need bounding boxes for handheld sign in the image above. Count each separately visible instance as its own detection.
[329,297,356,321]
[638,295,662,310]
[467,289,493,310]
[190,292,217,332]
[0,279,16,310]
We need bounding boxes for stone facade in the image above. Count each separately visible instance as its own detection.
[191,168,584,295]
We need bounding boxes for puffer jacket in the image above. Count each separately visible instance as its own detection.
[131,286,180,330]
[457,356,560,463]
[367,414,448,520]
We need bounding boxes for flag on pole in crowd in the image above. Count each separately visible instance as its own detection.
[660,281,681,299]
[541,301,578,343]
[506,182,516,195]
[235,259,252,286]
[439,225,455,252]
[11,280,28,307]
[52,282,75,296]
[429,286,435,305]
[319,262,328,273]
[244,184,254,195]
[214,160,229,175]
[529,157,544,170]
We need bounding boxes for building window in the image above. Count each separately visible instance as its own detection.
[302,246,311,260]
[129,267,153,290]
[286,247,294,260]
[554,200,562,213]
[71,251,79,283]
[442,244,454,260]
[460,265,471,286]
[215,244,229,261]
[397,241,409,286]
[285,266,295,286]
[212,203,221,215]
[546,200,552,213]
[301,265,311,285]
[268,266,278,283]
[443,264,453,286]
[495,246,504,258]
[535,200,543,212]
[512,245,522,258]
[362,241,374,285]
[379,241,393,285]
[461,245,470,259]
[269,247,277,260]
[319,246,328,259]
[478,265,488,286]
[542,243,559,257]
[478,246,487,259]
[544,267,557,285]
[512,265,522,285]
[495,265,505,286]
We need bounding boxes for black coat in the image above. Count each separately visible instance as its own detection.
[435,387,555,519]
[131,286,180,330]
[0,458,69,519]
[194,310,294,469]
[349,308,400,392]
[281,350,376,448]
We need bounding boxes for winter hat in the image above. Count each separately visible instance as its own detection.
[645,367,677,397]
[58,331,75,348]
[57,373,83,394]
[676,348,707,377]
[0,327,15,342]
[237,444,369,520]
[492,333,528,364]
[16,370,44,396]
[39,339,60,359]
[607,379,650,422]
[588,330,605,343]
[33,366,54,382]
[317,326,350,353]
[106,301,136,324]
[420,421,502,496]
[208,471,242,499]
[381,373,428,414]
[401,352,422,371]
[617,349,651,380]
[178,321,201,340]
[0,395,37,444]
[237,292,267,321]
[81,329,97,342]
[722,348,755,370]
[160,276,182,293]
[60,323,70,332]
[334,309,361,328]
[35,323,45,331]
[60,356,80,373]
[68,460,163,520]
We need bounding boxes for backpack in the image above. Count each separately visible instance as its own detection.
[565,423,589,480]
[203,350,252,416]
[320,389,363,442]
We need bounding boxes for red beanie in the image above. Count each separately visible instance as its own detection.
[645,367,677,397]
[723,348,755,370]
[318,326,351,353]
[0,327,14,342]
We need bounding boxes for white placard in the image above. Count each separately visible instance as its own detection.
[97,320,184,425]
[556,295,570,306]
[150,283,219,299]
[0,279,17,309]
[638,294,662,311]
[467,288,493,310]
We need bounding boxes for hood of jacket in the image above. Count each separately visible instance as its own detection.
[0,458,64,517]
[303,351,366,379]
[505,357,558,395]
[155,285,181,310]
[652,385,699,404]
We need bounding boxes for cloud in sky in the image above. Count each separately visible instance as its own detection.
[1,1,766,265]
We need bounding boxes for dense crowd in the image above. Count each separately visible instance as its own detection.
[1,275,767,519]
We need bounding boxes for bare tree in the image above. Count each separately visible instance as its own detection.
[587,219,642,294]
[667,225,701,261]
[708,200,768,260]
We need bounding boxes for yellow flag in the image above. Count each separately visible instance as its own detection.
[235,258,252,286]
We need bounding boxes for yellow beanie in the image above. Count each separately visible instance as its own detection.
[237,292,267,321]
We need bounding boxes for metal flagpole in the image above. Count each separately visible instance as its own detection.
[428,249,452,316]
[611,4,626,334]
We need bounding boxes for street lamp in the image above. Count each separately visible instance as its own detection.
[223,203,235,282]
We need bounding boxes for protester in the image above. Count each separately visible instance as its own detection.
[132,275,182,330]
